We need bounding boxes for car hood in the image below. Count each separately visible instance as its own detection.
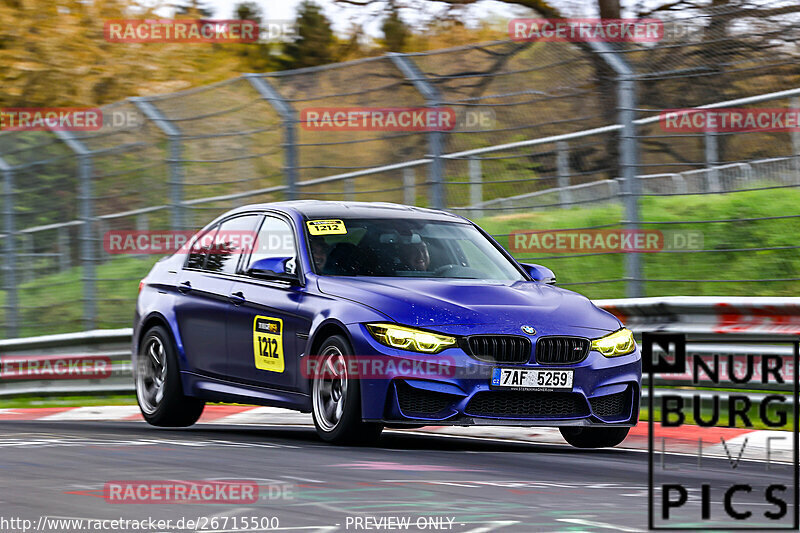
[316,277,621,336]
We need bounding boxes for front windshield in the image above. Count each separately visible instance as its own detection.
[306,218,525,281]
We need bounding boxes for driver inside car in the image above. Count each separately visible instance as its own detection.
[310,238,331,272]
[401,240,431,271]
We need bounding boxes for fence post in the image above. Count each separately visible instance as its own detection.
[403,167,416,205]
[556,141,572,208]
[136,214,149,233]
[134,214,149,260]
[244,74,298,201]
[21,233,32,283]
[389,54,445,209]
[792,97,800,177]
[0,158,18,338]
[671,173,687,195]
[58,226,70,272]
[618,66,644,297]
[469,158,483,218]
[589,42,643,297]
[705,130,720,192]
[344,178,355,201]
[130,98,185,231]
[96,219,109,263]
[53,130,96,329]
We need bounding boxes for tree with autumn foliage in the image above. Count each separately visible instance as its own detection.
[0,0,276,109]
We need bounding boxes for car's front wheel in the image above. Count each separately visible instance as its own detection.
[311,335,383,445]
[559,426,630,448]
[136,325,205,427]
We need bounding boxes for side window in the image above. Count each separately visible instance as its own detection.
[205,214,263,274]
[246,216,297,274]
[186,225,219,270]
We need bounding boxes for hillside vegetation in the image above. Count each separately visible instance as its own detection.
[2,186,797,337]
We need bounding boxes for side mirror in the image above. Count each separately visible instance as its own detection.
[520,263,556,285]
[248,256,298,283]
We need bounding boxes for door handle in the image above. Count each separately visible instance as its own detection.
[229,291,246,305]
[178,281,192,293]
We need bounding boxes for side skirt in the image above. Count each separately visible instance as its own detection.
[182,371,312,413]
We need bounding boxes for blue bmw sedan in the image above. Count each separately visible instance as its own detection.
[133,201,641,447]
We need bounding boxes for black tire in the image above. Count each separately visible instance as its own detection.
[135,325,205,427]
[311,335,383,445]
[559,426,630,449]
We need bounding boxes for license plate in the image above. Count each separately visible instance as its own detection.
[491,368,573,391]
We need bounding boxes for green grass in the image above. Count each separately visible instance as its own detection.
[475,186,800,300]
[0,255,160,337]
[0,394,137,409]
[641,389,794,431]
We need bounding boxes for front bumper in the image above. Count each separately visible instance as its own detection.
[348,323,641,427]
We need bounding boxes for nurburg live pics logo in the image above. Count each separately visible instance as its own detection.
[644,332,799,530]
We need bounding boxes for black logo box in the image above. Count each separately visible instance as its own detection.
[644,332,800,530]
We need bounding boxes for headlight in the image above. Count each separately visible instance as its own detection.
[366,323,457,354]
[591,328,636,357]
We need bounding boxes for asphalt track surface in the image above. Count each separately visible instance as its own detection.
[0,420,795,532]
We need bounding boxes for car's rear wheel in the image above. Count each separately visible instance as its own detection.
[136,325,205,427]
[559,426,630,448]
[311,335,383,445]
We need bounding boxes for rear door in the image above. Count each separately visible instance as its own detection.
[173,214,262,377]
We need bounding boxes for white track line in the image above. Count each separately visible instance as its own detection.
[40,405,140,420]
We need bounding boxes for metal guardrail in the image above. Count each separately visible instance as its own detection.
[0,297,798,398]
[0,329,133,396]
[595,296,800,341]
[469,155,799,211]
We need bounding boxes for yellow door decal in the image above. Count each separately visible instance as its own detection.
[253,316,284,372]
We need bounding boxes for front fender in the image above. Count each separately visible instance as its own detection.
[300,276,395,355]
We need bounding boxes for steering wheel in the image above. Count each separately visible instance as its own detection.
[433,263,460,276]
